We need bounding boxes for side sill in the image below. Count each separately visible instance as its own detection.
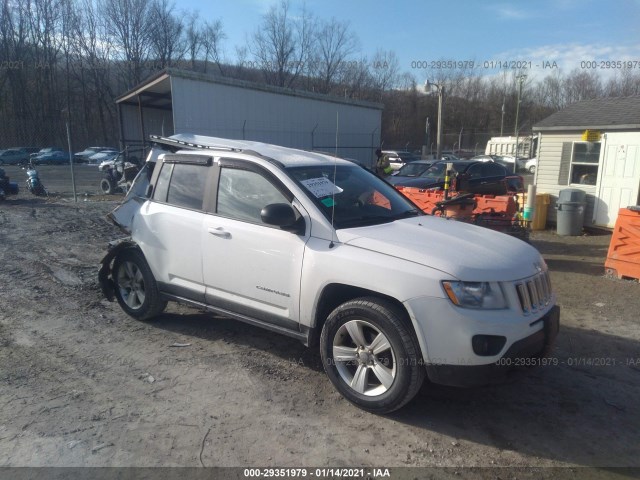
[160,292,309,344]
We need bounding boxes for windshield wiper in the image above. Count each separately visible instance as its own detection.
[394,209,422,219]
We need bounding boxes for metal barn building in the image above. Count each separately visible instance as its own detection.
[115,69,383,167]
[532,96,640,228]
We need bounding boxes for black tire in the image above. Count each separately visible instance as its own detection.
[100,176,115,195]
[528,165,536,174]
[112,249,167,321]
[320,297,425,413]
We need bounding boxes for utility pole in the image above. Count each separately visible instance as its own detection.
[500,96,505,136]
[425,80,444,160]
[513,74,526,174]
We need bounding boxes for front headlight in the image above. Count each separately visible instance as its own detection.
[442,281,507,309]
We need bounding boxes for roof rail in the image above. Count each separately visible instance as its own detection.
[148,134,285,168]
[149,135,242,152]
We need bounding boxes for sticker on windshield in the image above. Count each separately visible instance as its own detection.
[321,197,335,207]
[300,177,343,198]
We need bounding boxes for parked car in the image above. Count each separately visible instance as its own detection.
[391,160,518,195]
[99,133,559,413]
[470,154,502,162]
[382,150,422,171]
[30,147,63,159]
[18,147,41,155]
[75,146,117,163]
[0,148,30,165]
[525,157,537,174]
[388,159,437,182]
[88,150,119,166]
[32,150,71,165]
[496,155,528,172]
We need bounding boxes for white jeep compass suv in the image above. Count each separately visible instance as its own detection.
[99,134,559,413]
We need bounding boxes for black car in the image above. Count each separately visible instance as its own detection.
[391,160,521,196]
[388,160,437,184]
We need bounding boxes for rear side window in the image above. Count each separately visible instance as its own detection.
[166,163,208,210]
[153,162,208,210]
[153,163,173,202]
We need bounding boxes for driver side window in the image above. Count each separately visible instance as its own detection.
[216,167,289,224]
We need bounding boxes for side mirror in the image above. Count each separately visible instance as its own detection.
[261,203,304,234]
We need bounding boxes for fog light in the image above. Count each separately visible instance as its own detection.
[472,335,506,356]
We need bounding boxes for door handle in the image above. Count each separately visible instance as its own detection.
[208,227,231,239]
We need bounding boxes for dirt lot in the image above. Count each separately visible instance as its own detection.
[1,186,639,475]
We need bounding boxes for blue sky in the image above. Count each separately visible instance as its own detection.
[181,0,640,82]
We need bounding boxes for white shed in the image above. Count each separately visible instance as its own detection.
[115,69,383,167]
[532,96,640,228]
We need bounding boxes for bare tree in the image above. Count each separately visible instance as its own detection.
[201,19,225,74]
[310,17,358,93]
[562,68,602,105]
[101,0,153,87]
[370,49,399,93]
[72,0,117,144]
[249,0,314,88]
[149,0,184,69]
[184,12,201,70]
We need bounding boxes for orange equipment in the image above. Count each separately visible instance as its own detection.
[604,206,640,281]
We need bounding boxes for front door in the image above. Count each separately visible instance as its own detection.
[595,133,640,227]
[202,161,309,330]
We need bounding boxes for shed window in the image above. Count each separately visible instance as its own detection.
[570,142,600,186]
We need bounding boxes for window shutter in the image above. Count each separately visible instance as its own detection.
[557,142,572,185]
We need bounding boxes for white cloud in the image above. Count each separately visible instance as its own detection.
[492,42,640,80]
[488,3,535,20]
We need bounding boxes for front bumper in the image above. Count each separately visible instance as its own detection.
[425,305,560,387]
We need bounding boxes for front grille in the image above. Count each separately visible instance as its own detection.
[515,271,552,315]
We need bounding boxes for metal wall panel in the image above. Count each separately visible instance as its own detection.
[170,77,381,166]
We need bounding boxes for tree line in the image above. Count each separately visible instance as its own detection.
[1,0,639,151]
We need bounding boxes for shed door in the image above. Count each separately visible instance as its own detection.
[594,133,640,228]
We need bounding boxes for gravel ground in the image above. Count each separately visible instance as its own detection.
[0,187,639,475]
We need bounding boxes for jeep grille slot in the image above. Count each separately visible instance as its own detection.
[516,271,552,315]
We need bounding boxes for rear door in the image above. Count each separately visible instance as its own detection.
[201,159,309,329]
[463,162,508,195]
[135,155,214,302]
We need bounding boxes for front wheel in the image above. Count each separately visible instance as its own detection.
[100,176,116,195]
[320,297,425,413]
[528,165,536,174]
[113,249,166,320]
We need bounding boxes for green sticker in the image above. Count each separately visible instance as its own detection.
[321,197,335,207]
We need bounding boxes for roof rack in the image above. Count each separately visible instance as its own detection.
[149,135,242,153]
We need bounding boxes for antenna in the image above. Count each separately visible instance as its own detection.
[329,111,339,248]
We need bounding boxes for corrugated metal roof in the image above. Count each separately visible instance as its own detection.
[533,96,640,131]
[116,68,383,111]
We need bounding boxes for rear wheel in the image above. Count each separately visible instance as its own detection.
[113,249,166,320]
[320,297,425,413]
[528,165,536,174]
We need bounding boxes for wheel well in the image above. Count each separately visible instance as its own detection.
[98,240,142,301]
[309,283,411,347]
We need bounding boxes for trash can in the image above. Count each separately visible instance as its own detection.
[531,193,550,231]
[556,189,586,236]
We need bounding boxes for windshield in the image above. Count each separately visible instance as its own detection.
[397,162,431,177]
[287,164,422,229]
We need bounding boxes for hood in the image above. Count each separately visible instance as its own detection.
[337,216,543,282]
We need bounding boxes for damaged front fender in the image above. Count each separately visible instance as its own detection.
[98,238,140,301]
